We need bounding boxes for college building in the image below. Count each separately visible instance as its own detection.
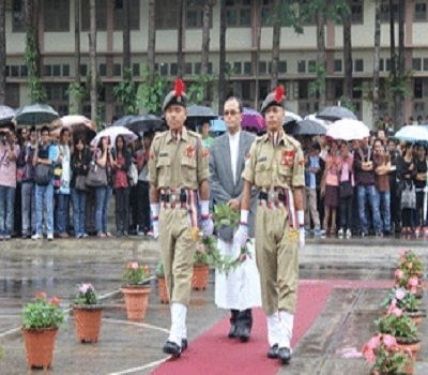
[3,0,428,126]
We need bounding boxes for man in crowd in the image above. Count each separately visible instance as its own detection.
[148,79,213,358]
[0,127,20,241]
[32,126,58,241]
[209,96,261,342]
[240,86,305,365]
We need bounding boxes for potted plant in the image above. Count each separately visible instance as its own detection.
[395,250,424,298]
[72,283,103,343]
[121,262,151,321]
[376,309,421,359]
[22,292,65,370]
[362,333,414,375]
[192,247,210,290]
[383,288,426,326]
[156,262,169,304]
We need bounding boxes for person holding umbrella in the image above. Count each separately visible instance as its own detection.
[413,144,427,237]
[148,79,213,358]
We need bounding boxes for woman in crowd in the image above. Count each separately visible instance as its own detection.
[413,144,428,236]
[94,136,112,238]
[71,137,91,238]
[337,141,354,239]
[397,143,417,235]
[111,135,131,237]
[321,140,341,236]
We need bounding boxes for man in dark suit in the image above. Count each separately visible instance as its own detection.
[209,96,261,342]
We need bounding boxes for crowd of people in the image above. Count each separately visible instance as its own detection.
[0,122,427,241]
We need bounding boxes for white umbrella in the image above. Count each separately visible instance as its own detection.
[90,126,137,147]
[326,119,369,141]
[394,125,428,143]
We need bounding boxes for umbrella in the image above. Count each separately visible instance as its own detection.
[242,107,265,133]
[187,105,217,119]
[291,118,327,136]
[394,125,428,143]
[210,119,227,133]
[0,105,15,125]
[15,103,59,126]
[51,115,96,141]
[113,114,165,134]
[283,111,302,125]
[326,119,369,141]
[90,126,138,148]
[316,106,357,122]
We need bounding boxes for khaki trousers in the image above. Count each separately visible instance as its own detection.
[159,207,195,306]
[255,205,299,316]
[304,187,320,229]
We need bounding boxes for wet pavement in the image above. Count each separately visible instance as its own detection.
[0,237,427,374]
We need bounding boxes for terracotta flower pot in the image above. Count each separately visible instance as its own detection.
[121,286,151,321]
[396,339,421,361]
[415,285,424,299]
[22,328,58,369]
[371,358,414,375]
[157,277,169,304]
[73,306,103,343]
[192,264,209,290]
[404,310,426,326]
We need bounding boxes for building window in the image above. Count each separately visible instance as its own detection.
[243,62,252,75]
[354,59,364,72]
[414,1,427,21]
[414,78,423,99]
[308,60,316,73]
[298,80,309,99]
[297,60,306,74]
[334,80,343,99]
[81,0,108,31]
[259,61,267,74]
[159,63,168,76]
[5,84,20,107]
[80,64,88,76]
[380,0,398,23]
[379,59,384,71]
[155,0,178,29]
[44,0,70,31]
[185,63,193,75]
[52,65,61,77]
[113,63,122,76]
[194,63,201,75]
[113,1,140,30]
[278,61,287,73]
[334,59,342,72]
[351,0,363,24]
[423,58,428,71]
[170,63,178,76]
[12,0,25,32]
[233,62,242,75]
[62,65,69,76]
[11,66,19,77]
[99,63,107,77]
[186,0,212,28]
[226,0,252,27]
[45,84,69,116]
[413,58,422,71]
[385,58,391,71]
[44,65,52,77]
[132,63,140,76]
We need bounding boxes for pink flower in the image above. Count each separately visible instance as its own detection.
[408,277,419,287]
[365,334,381,350]
[394,269,404,280]
[50,296,61,306]
[362,344,376,364]
[79,283,93,294]
[35,291,47,300]
[128,262,139,270]
[395,288,406,300]
[382,334,397,349]
[391,307,403,317]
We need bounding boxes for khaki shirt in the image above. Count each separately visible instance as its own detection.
[242,132,305,189]
[148,128,210,190]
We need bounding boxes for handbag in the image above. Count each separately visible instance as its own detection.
[34,164,53,186]
[401,181,416,209]
[75,175,88,191]
[86,161,107,187]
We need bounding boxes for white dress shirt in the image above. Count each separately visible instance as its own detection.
[228,130,240,184]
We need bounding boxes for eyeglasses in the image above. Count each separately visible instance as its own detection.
[224,110,240,116]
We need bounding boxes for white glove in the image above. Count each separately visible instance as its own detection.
[234,224,248,248]
[201,217,214,237]
[299,227,305,249]
[152,220,159,239]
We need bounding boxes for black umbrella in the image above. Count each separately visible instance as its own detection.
[113,114,165,134]
[186,104,217,119]
[15,103,59,126]
[316,106,357,122]
[291,119,327,136]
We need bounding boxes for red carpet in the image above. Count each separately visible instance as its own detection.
[152,283,333,375]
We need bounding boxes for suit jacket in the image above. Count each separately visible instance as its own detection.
[209,130,257,237]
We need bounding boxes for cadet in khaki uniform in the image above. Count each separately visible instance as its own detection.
[237,86,305,365]
[148,79,213,358]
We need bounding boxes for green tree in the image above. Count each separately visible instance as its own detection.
[136,67,167,115]
[113,69,139,115]
[187,74,216,105]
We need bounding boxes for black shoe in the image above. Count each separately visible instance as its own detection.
[238,326,251,342]
[181,339,188,351]
[267,344,279,359]
[162,341,181,358]
[277,347,292,365]
[228,324,238,339]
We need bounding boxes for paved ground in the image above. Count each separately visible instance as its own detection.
[0,236,427,374]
